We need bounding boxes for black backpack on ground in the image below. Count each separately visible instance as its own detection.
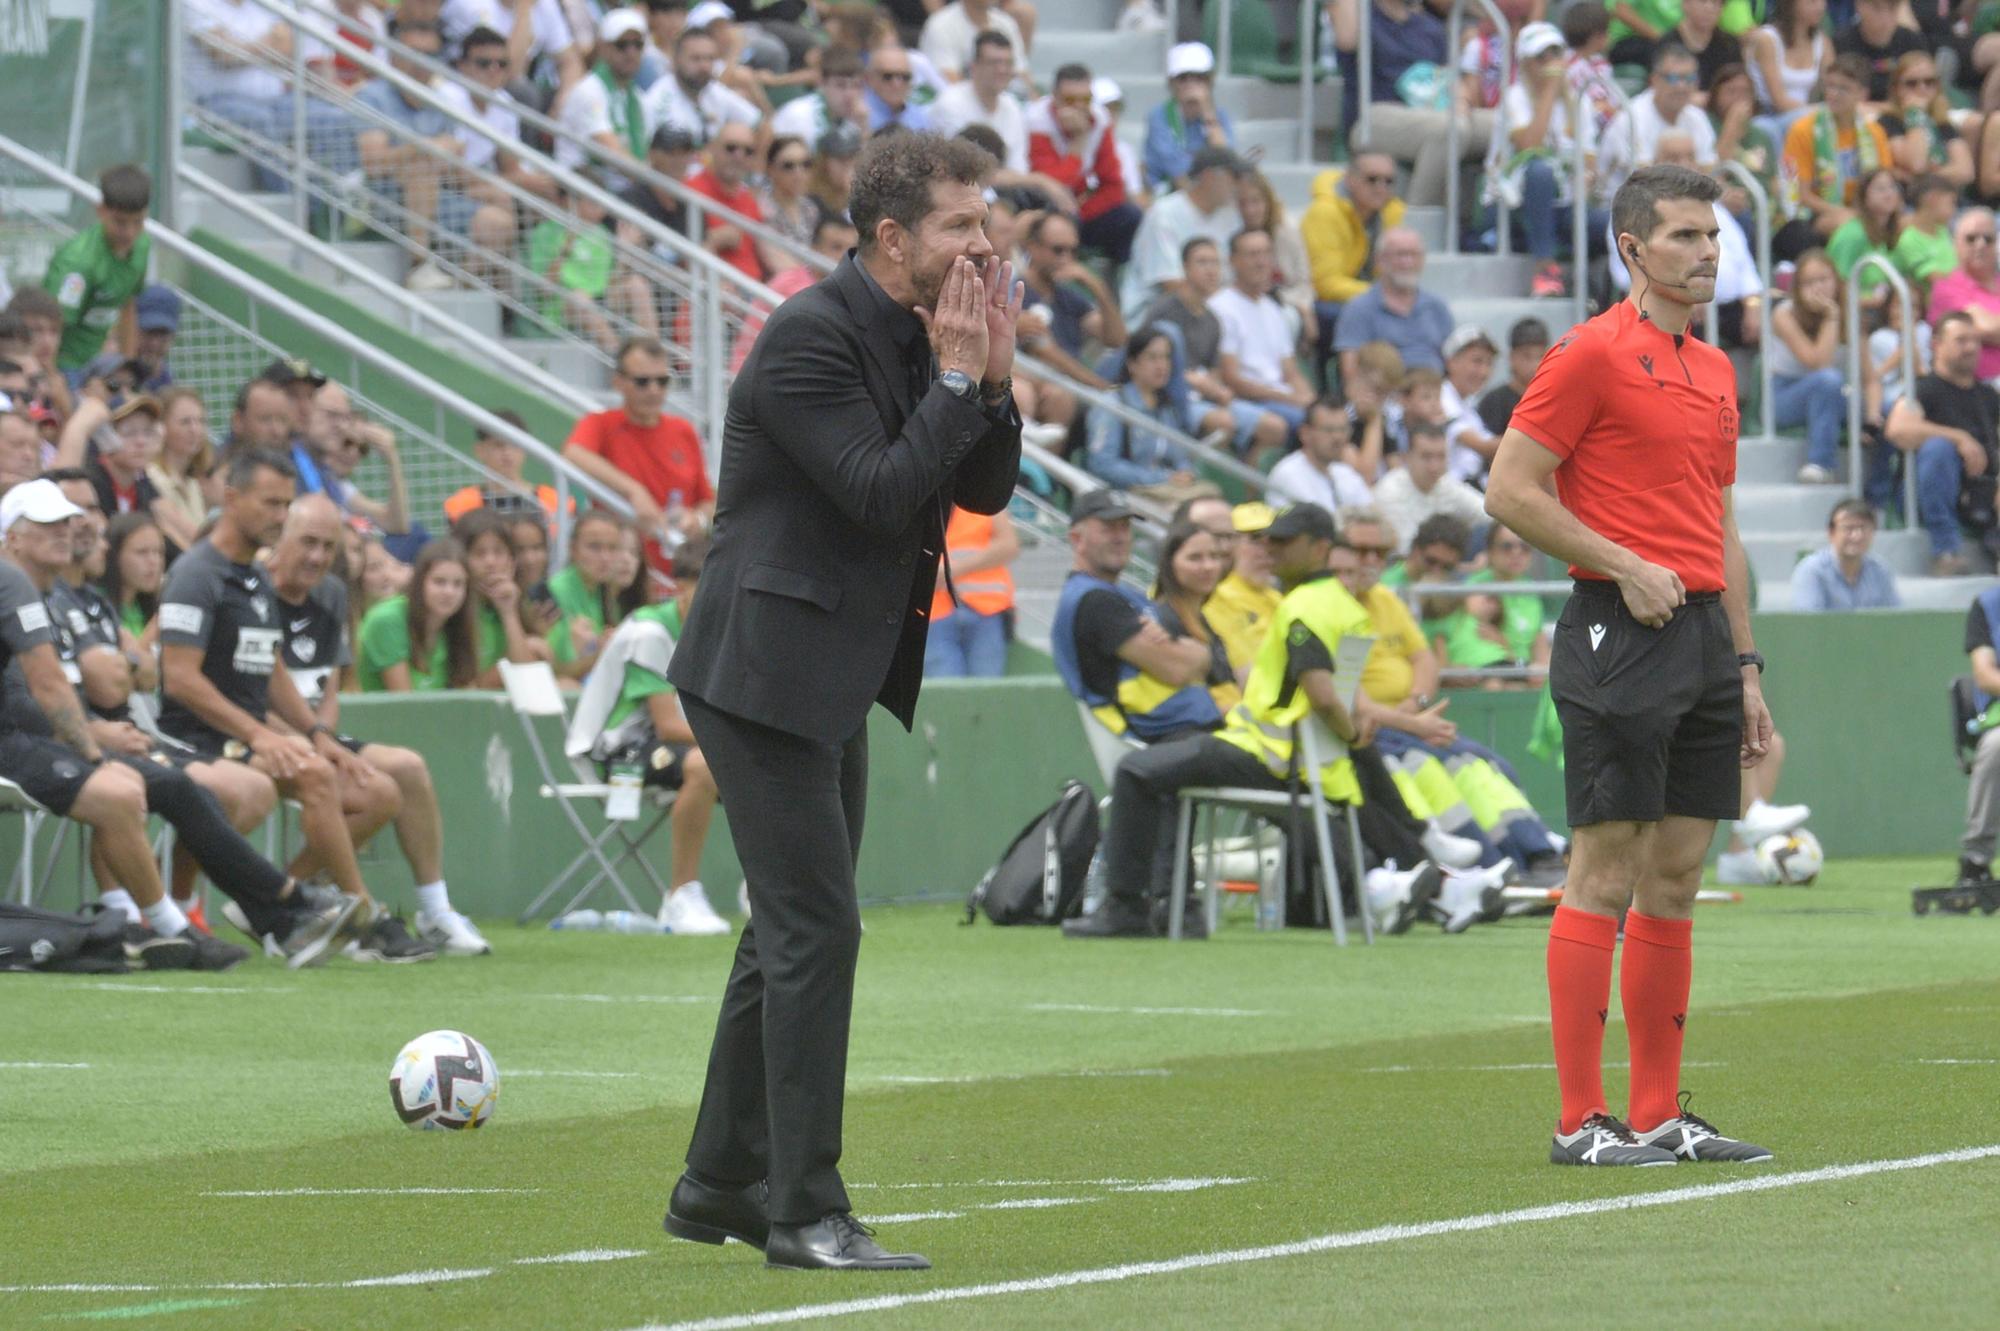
[0,902,130,973]
[965,780,1100,925]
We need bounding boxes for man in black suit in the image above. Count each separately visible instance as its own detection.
[662,133,1023,1272]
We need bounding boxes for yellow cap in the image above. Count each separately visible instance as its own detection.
[1231,501,1276,533]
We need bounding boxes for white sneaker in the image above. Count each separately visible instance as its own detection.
[1421,820,1483,869]
[661,881,732,936]
[404,258,454,292]
[1364,860,1443,936]
[1714,848,1771,886]
[1433,859,1513,933]
[1735,798,1810,842]
[415,909,493,956]
[1796,463,1837,484]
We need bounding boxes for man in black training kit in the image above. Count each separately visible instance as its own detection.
[1486,164,1775,1168]
[155,449,431,963]
[0,479,353,970]
[663,133,1022,1271]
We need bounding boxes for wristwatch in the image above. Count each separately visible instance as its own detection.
[979,375,1013,405]
[1737,651,1766,674]
[937,369,978,402]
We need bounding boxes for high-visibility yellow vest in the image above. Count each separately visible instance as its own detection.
[1216,574,1373,804]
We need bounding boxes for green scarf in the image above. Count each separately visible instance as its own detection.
[594,63,646,161]
[1901,105,1950,166]
[1808,107,1881,210]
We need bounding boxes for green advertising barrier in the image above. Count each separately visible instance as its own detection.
[0,610,1972,918]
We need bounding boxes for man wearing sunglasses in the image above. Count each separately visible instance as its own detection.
[685,122,784,282]
[563,337,714,576]
[1027,63,1143,265]
[1302,152,1404,383]
[1596,44,1716,207]
[862,43,932,133]
[555,9,652,174]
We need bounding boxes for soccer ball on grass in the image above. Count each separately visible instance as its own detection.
[389,1030,499,1130]
[1754,830,1824,885]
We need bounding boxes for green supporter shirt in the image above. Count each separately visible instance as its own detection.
[1826,217,1897,295]
[1893,223,1958,286]
[43,225,151,370]
[120,600,146,640]
[477,603,506,672]
[1432,569,1547,668]
[604,602,682,732]
[356,595,449,692]
[542,563,609,664]
[526,220,614,327]
[1610,0,1682,45]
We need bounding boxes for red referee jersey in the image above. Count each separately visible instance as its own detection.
[1509,301,1739,592]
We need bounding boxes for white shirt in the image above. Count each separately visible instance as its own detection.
[1208,287,1296,396]
[642,76,762,144]
[928,83,1029,173]
[1496,80,1597,168]
[1267,450,1374,513]
[1597,91,1716,202]
[186,0,319,102]
[919,3,1027,78]
[1372,469,1491,551]
[556,71,647,169]
[435,80,522,172]
[1439,379,1493,483]
[1121,193,1242,313]
[772,93,844,145]
[441,0,574,62]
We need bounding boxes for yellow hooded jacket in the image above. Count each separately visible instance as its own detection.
[1301,167,1406,305]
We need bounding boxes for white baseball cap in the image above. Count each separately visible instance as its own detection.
[686,1,734,29]
[1166,41,1215,79]
[1516,21,1566,60]
[0,478,84,535]
[599,8,647,44]
[1091,75,1123,109]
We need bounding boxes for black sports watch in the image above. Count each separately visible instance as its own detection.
[1737,651,1766,674]
[937,369,978,402]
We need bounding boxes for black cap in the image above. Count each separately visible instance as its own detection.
[1070,488,1139,525]
[1508,317,1551,350]
[649,125,699,155]
[1264,503,1339,542]
[261,356,327,388]
[818,122,863,159]
[1188,145,1245,178]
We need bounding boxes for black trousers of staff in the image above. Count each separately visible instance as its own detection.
[678,690,869,1226]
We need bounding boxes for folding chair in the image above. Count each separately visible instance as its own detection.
[1167,637,1376,945]
[500,660,676,923]
[0,776,54,906]
[1075,698,1141,789]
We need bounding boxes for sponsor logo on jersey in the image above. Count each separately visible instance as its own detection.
[232,627,283,676]
[159,603,203,636]
[16,603,48,633]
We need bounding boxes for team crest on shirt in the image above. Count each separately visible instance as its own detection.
[250,595,270,623]
[292,635,317,663]
[1718,401,1739,443]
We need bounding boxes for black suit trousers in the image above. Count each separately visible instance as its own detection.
[679,690,869,1225]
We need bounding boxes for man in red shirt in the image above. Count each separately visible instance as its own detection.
[563,337,714,575]
[685,122,784,284]
[1026,63,1142,265]
[1486,164,1775,1170]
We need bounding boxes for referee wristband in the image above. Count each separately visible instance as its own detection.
[1737,652,1765,675]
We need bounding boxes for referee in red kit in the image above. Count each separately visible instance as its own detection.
[1485,164,1775,1167]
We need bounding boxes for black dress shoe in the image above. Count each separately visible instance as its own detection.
[765,1213,930,1270]
[663,1173,770,1250]
[1061,898,1157,939]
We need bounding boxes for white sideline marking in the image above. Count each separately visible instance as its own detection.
[530,993,711,1005]
[0,1061,90,1069]
[1919,1058,1998,1066]
[1362,1060,1727,1074]
[0,1249,644,1295]
[1027,1003,1280,1018]
[851,1177,1250,1191]
[202,1187,540,1198]
[1112,1178,1253,1194]
[626,1145,2000,1331]
[64,983,285,995]
[981,1197,1092,1211]
[508,1070,643,1079]
[869,1069,1172,1086]
[872,1211,964,1224]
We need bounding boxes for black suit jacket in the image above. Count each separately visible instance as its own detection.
[668,255,1022,743]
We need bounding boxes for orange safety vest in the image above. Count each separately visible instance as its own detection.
[443,484,573,526]
[929,507,1015,619]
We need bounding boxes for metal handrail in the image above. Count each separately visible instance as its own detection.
[1445,0,1513,257]
[1571,119,1588,326]
[1404,579,1574,596]
[177,164,602,417]
[0,133,632,560]
[1298,0,1318,164]
[1358,0,1373,148]
[1027,357,1270,493]
[1845,254,1917,519]
[1715,159,1775,441]
[287,0,822,276]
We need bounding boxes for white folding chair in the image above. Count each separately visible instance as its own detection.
[1075,698,1141,790]
[0,776,54,906]
[1167,637,1377,945]
[500,660,676,923]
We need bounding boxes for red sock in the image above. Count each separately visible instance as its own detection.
[1547,905,1619,1136]
[1621,909,1693,1133]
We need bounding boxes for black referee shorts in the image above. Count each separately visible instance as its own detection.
[1550,581,1743,828]
[0,731,100,817]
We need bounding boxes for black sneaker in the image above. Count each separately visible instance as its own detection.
[1955,856,1993,889]
[1062,898,1157,939]
[123,925,197,971]
[1550,1112,1678,1166]
[275,895,361,970]
[176,922,249,972]
[1634,1093,1774,1163]
[346,913,438,963]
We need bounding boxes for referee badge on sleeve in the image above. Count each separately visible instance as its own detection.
[1718,401,1739,443]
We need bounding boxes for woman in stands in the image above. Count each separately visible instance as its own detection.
[1745,0,1828,145]
[544,509,625,678]
[1880,52,1972,191]
[611,523,651,620]
[759,134,822,250]
[147,386,213,562]
[356,537,479,692]
[1770,248,1878,485]
[1083,328,1208,503]
[102,511,165,646]
[454,509,549,685]
[1825,167,1907,314]
[1149,519,1240,714]
[1235,169,1317,346]
[504,513,562,639]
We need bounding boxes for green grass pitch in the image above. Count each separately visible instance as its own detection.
[4,859,1999,1330]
